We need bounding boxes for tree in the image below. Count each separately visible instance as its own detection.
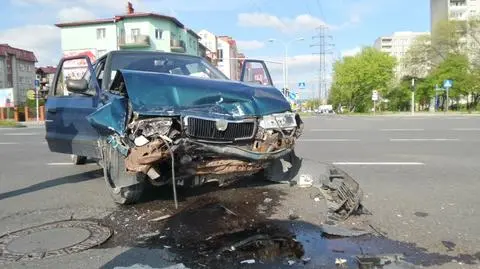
[329,47,397,112]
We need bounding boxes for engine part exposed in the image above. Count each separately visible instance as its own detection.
[194,159,263,175]
[125,140,170,173]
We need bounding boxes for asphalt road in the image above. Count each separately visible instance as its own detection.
[1,115,480,268]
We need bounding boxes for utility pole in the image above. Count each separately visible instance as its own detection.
[311,25,334,102]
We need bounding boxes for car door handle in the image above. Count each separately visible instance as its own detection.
[47,108,57,113]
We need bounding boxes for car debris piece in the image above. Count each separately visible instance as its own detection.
[356,254,407,269]
[321,224,370,237]
[240,259,255,264]
[134,135,150,146]
[149,214,172,222]
[298,174,313,187]
[335,258,347,265]
[136,231,162,240]
[287,260,295,265]
[264,198,273,203]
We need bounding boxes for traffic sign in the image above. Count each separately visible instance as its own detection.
[289,91,298,101]
[298,82,306,89]
[372,90,379,101]
[443,79,453,89]
[27,89,35,100]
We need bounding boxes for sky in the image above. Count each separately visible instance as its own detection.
[0,0,431,97]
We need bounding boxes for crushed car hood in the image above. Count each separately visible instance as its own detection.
[118,69,291,117]
[87,70,293,136]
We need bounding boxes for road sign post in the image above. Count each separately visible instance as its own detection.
[35,79,40,122]
[372,90,379,116]
[411,78,415,116]
[443,80,453,113]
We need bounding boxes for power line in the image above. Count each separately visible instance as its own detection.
[311,25,334,100]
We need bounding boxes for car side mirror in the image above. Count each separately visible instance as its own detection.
[66,78,88,93]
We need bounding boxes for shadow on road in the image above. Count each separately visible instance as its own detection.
[0,168,103,201]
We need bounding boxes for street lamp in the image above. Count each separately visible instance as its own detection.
[268,37,304,91]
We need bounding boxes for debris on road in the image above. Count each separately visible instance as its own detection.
[314,197,321,202]
[321,224,370,237]
[297,174,313,187]
[335,258,347,265]
[149,215,172,222]
[264,197,273,203]
[136,231,162,240]
[287,260,295,265]
[240,259,255,264]
[442,240,456,251]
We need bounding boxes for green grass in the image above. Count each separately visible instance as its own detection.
[0,120,23,128]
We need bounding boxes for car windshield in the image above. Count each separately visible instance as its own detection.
[109,53,228,81]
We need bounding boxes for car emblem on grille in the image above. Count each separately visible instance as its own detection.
[215,119,228,131]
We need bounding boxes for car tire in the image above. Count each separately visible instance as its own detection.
[71,155,87,165]
[261,150,302,184]
[102,143,145,205]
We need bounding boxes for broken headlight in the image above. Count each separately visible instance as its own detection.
[259,112,297,130]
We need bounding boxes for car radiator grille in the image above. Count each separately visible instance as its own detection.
[186,117,256,141]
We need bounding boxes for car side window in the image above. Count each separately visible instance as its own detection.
[52,57,96,97]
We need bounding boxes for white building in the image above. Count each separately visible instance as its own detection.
[431,0,480,28]
[431,0,480,53]
[216,36,240,80]
[374,31,430,78]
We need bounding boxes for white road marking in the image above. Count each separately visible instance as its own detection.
[389,138,460,142]
[452,128,480,131]
[3,133,39,136]
[46,162,97,166]
[333,162,425,166]
[380,129,425,131]
[310,129,355,132]
[299,139,360,142]
[0,142,19,145]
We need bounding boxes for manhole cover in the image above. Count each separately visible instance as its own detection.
[0,220,111,263]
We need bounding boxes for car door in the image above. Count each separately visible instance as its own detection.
[45,55,102,158]
[239,59,274,87]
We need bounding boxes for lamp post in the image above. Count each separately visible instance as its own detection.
[268,37,304,91]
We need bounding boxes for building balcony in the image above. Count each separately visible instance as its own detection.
[170,39,186,53]
[119,35,151,49]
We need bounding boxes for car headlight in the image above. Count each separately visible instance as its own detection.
[259,112,297,130]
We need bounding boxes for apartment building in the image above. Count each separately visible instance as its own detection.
[0,44,37,105]
[217,36,240,80]
[374,31,430,78]
[55,3,201,62]
[198,29,218,64]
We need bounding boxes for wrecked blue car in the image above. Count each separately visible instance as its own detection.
[45,51,304,204]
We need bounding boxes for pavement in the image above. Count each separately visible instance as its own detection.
[1,115,480,268]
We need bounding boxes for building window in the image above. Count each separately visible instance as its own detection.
[217,49,223,62]
[96,28,106,39]
[155,29,163,40]
[131,28,140,37]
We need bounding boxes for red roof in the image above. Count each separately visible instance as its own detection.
[36,66,57,74]
[0,44,37,62]
[55,12,200,39]
[55,12,184,28]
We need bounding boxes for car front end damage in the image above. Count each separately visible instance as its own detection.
[86,69,305,189]
[106,111,304,187]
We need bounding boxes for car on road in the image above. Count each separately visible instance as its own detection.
[45,51,304,204]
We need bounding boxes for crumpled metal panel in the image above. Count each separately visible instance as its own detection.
[86,97,128,136]
[125,140,169,173]
[194,159,263,175]
[118,69,291,117]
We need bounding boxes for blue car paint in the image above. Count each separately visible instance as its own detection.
[86,96,128,137]
[86,69,292,135]
[45,95,101,157]
[119,69,291,117]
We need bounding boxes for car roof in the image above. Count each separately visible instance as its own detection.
[108,50,202,59]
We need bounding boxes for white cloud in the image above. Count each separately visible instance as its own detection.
[341,47,362,57]
[0,25,61,65]
[237,12,327,33]
[237,40,265,51]
[10,0,61,5]
[57,6,96,22]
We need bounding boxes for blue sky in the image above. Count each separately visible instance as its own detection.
[0,0,430,95]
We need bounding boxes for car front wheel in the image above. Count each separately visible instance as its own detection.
[102,142,145,205]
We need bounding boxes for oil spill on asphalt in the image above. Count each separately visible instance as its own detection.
[96,180,480,269]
